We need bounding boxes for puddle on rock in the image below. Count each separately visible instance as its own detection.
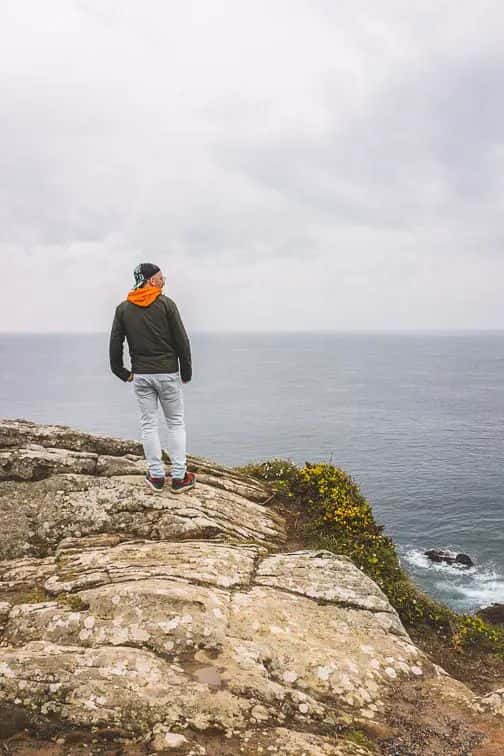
[185,663,227,691]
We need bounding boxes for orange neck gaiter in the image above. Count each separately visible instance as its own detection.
[127,285,162,307]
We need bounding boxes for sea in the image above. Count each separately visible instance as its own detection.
[0,331,503,614]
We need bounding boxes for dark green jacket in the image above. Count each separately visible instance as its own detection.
[109,294,192,382]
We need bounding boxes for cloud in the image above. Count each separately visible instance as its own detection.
[0,0,503,330]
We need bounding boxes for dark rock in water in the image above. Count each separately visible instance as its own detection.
[424,549,474,568]
[476,603,504,625]
[454,553,473,567]
[424,549,455,564]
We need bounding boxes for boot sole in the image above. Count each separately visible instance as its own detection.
[144,478,165,494]
[171,481,196,494]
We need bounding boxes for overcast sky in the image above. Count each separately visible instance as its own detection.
[1,0,503,332]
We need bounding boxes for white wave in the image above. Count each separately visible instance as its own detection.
[401,548,431,570]
[400,547,504,611]
[439,568,504,609]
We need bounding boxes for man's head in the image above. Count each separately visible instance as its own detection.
[133,263,165,290]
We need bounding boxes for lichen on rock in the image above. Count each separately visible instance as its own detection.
[0,419,502,754]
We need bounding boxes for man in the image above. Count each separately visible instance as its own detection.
[109,263,196,494]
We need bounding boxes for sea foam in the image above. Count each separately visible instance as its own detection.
[400,547,504,613]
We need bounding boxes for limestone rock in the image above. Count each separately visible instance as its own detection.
[0,473,282,562]
[256,550,395,614]
[0,419,500,753]
[0,418,265,497]
[0,444,98,481]
[263,728,372,754]
[0,601,10,631]
[150,729,190,751]
[0,418,144,456]
[477,688,504,717]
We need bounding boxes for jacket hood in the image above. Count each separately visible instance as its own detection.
[127,286,162,307]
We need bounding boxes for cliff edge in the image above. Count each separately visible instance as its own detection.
[0,420,503,755]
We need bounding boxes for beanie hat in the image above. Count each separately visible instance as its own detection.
[133,263,160,289]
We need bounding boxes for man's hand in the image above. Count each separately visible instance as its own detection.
[127,373,134,382]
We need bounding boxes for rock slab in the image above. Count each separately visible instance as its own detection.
[0,420,501,754]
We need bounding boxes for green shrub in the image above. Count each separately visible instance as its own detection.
[234,458,300,501]
[453,615,504,654]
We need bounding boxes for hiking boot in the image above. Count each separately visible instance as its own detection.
[171,471,196,494]
[144,473,165,493]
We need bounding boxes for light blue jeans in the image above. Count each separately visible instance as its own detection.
[133,372,186,480]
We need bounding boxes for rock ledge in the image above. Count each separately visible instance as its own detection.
[0,420,502,754]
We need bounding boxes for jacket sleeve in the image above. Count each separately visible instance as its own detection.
[167,300,192,382]
[109,306,132,382]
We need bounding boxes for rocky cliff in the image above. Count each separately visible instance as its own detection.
[0,419,503,755]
